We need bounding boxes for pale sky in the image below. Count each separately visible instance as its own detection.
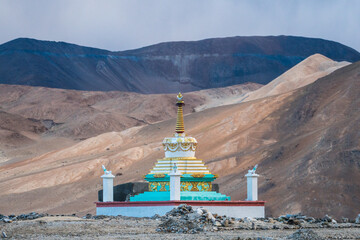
[0,0,359,52]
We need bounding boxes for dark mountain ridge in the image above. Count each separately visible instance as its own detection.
[1,36,359,93]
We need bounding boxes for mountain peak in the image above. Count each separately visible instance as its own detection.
[0,36,359,93]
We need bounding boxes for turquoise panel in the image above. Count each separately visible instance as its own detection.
[130,191,231,202]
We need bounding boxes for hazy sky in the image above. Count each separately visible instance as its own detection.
[0,0,359,51]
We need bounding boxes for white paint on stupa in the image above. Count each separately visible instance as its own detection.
[149,93,212,175]
[245,164,259,201]
[149,133,211,174]
[169,164,182,200]
[101,165,115,202]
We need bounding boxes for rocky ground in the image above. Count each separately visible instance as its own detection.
[1,205,360,239]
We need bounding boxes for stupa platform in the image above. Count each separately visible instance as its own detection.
[130,191,230,201]
[96,200,265,218]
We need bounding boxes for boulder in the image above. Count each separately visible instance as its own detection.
[356,214,360,224]
[322,214,333,222]
[3,218,12,223]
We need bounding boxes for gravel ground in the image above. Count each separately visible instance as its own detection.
[1,216,360,240]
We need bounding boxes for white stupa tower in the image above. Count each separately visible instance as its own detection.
[149,93,211,175]
[130,93,229,200]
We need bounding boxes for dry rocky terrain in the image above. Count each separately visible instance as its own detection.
[1,205,360,239]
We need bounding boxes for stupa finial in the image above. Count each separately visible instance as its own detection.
[175,92,185,134]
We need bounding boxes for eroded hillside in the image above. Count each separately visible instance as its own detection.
[0,61,358,218]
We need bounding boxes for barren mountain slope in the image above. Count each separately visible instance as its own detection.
[195,54,349,111]
[0,111,46,163]
[0,62,358,218]
[1,36,359,93]
[0,83,260,160]
[241,54,350,102]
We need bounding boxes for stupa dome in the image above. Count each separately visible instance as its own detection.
[148,93,211,175]
[162,135,197,158]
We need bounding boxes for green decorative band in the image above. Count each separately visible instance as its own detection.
[149,181,212,192]
[149,182,169,192]
[181,181,212,192]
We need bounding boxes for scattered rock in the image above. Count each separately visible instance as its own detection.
[158,216,203,234]
[157,206,357,233]
[151,214,161,220]
[286,229,322,240]
[251,222,256,230]
[3,218,12,223]
[165,204,193,217]
[16,212,45,221]
[157,205,231,233]
[83,214,93,219]
[196,208,203,215]
[287,219,301,226]
[306,217,316,223]
[187,212,201,221]
[243,217,255,223]
[206,212,215,221]
[355,214,360,224]
[273,224,280,229]
[322,214,333,222]
[93,215,108,220]
[221,219,230,227]
[214,221,222,227]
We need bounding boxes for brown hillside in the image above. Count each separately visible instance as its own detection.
[242,54,350,102]
[0,62,358,218]
[195,54,349,111]
[0,83,260,161]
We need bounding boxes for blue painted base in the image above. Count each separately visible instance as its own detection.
[130,191,230,202]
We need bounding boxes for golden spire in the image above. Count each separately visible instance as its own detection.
[175,92,185,133]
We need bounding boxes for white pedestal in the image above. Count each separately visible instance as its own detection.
[245,171,259,201]
[169,171,182,201]
[101,172,115,202]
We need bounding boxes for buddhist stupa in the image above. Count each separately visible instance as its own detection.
[130,93,230,201]
[96,93,265,218]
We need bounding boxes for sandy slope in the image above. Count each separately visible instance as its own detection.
[241,54,350,102]
[194,54,349,111]
[0,83,259,161]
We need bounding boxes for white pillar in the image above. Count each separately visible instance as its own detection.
[245,170,259,201]
[101,171,115,202]
[169,164,182,201]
